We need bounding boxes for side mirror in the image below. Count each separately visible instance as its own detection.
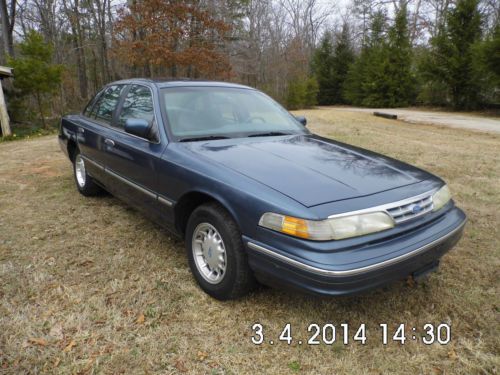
[295,115,307,126]
[124,118,151,139]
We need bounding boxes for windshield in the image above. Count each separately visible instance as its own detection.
[160,87,308,140]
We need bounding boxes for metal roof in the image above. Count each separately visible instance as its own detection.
[0,66,13,78]
[110,78,253,90]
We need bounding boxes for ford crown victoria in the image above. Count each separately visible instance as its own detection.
[59,79,467,300]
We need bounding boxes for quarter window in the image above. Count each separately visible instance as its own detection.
[82,89,104,117]
[92,85,124,125]
[118,85,154,128]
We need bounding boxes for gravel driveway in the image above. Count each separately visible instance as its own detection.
[328,107,500,134]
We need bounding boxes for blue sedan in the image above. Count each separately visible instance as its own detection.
[59,79,467,300]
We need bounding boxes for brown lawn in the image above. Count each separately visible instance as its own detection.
[0,108,499,374]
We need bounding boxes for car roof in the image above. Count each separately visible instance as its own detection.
[110,78,254,90]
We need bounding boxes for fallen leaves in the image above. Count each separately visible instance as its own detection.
[197,351,208,361]
[63,340,76,352]
[448,348,458,360]
[406,276,416,288]
[136,313,145,324]
[27,338,48,347]
[78,259,94,267]
[174,359,188,372]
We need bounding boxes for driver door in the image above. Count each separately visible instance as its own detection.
[99,84,165,215]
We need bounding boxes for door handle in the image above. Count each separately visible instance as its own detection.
[104,139,115,147]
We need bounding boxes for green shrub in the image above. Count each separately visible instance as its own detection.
[8,31,63,128]
[286,77,318,110]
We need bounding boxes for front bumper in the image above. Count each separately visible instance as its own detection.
[244,207,466,296]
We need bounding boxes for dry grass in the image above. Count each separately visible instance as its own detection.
[0,108,499,374]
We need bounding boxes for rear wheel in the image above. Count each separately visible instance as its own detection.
[186,202,256,300]
[73,151,102,196]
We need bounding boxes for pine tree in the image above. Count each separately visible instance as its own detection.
[421,0,482,109]
[286,81,304,110]
[384,4,415,107]
[475,24,500,104]
[313,25,354,105]
[331,23,355,104]
[304,77,319,107]
[286,77,318,109]
[481,24,500,80]
[8,31,63,128]
[345,11,388,106]
[312,31,335,105]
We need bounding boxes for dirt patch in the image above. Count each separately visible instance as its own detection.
[0,111,499,374]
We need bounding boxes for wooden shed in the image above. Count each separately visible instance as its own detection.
[0,65,13,137]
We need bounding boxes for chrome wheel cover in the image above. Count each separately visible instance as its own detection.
[192,223,227,284]
[75,154,86,188]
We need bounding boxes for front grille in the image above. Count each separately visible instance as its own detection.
[386,194,434,224]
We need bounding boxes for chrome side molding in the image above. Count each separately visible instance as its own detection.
[80,154,174,207]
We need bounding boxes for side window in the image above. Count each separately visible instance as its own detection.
[92,85,124,125]
[82,89,103,117]
[118,85,154,128]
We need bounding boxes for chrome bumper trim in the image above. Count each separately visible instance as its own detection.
[327,188,438,224]
[247,219,466,277]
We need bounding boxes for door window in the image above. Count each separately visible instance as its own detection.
[92,85,125,125]
[118,85,154,128]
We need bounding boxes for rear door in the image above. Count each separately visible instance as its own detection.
[77,85,126,183]
[98,84,166,216]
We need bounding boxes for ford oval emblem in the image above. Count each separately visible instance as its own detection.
[410,204,422,214]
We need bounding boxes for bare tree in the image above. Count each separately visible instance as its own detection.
[86,0,110,83]
[62,0,87,99]
[0,0,16,60]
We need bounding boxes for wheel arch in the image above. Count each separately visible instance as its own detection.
[174,190,241,238]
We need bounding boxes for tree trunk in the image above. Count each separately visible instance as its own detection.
[63,0,88,100]
[0,0,15,58]
[74,0,88,99]
[106,0,116,81]
[89,0,110,84]
[35,91,47,129]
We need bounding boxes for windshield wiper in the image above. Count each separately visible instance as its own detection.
[247,131,293,137]
[178,135,230,142]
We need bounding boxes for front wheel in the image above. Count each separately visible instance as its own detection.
[73,151,102,196]
[186,202,256,300]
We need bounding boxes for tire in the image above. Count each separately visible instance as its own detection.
[73,151,102,196]
[186,202,256,300]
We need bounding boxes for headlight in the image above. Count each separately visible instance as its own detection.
[259,211,394,241]
[432,185,451,211]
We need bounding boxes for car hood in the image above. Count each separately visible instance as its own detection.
[182,135,435,207]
